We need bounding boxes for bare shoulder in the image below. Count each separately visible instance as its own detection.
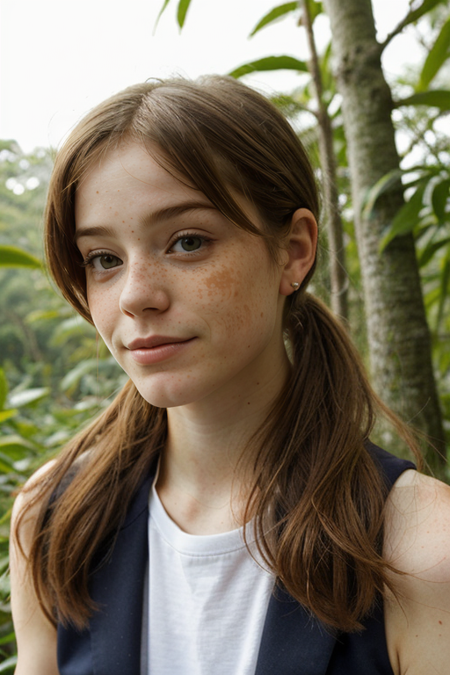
[10,460,59,675]
[384,469,450,571]
[13,459,56,515]
[384,469,450,675]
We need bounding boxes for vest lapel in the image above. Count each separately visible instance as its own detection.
[88,474,152,675]
[255,586,337,675]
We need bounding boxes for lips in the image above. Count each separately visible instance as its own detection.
[125,335,196,366]
[127,335,193,350]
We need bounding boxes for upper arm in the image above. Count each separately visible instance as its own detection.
[383,470,450,675]
[10,462,59,675]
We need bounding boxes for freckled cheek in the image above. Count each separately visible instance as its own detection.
[199,277,274,338]
[86,289,118,346]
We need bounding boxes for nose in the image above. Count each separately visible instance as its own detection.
[119,260,170,318]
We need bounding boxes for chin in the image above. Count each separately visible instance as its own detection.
[132,377,205,409]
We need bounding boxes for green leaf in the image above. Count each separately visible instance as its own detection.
[437,251,450,328]
[396,90,450,111]
[419,237,450,267]
[432,179,450,223]
[320,39,333,93]
[0,459,14,474]
[229,56,309,79]
[25,309,64,323]
[59,357,116,394]
[7,387,49,408]
[308,0,324,24]
[153,0,172,31]
[0,410,17,424]
[379,183,426,251]
[0,245,42,269]
[177,0,192,28]
[249,2,298,37]
[0,655,17,673]
[0,371,7,413]
[0,451,17,471]
[424,284,441,309]
[402,0,446,28]
[60,359,99,393]
[12,420,39,440]
[0,435,38,457]
[417,17,450,91]
[362,169,404,220]
[0,631,15,647]
[51,316,95,346]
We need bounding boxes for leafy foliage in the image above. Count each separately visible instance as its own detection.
[396,89,450,110]
[229,55,309,78]
[154,0,192,30]
[1,0,449,663]
[249,2,299,37]
[0,144,125,663]
[0,246,41,269]
[417,16,450,90]
[405,0,448,26]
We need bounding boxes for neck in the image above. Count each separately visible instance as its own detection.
[156,355,290,534]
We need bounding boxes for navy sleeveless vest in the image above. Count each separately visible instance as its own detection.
[57,443,415,675]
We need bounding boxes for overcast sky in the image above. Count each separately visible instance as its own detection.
[0,0,419,153]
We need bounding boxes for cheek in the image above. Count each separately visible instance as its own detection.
[86,287,117,344]
[196,250,279,336]
[203,266,246,330]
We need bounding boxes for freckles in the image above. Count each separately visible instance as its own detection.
[91,300,113,327]
[132,261,167,285]
[204,266,237,299]
[217,302,251,333]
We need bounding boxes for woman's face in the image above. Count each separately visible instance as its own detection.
[75,141,293,410]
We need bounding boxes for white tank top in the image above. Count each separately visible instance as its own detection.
[145,484,275,675]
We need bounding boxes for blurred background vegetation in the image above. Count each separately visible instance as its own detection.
[0,141,128,669]
[1,0,449,669]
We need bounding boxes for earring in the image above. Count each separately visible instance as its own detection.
[291,282,300,291]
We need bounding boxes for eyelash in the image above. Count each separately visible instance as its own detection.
[80,232,212,269]
[80,250,121,269]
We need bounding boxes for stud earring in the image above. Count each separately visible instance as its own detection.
[291,282,300,291]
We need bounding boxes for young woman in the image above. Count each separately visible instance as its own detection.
[10,76,450,675]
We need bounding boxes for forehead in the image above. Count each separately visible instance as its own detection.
[73,138,270,250]
[74,141,203,227]
[76,141,195,199]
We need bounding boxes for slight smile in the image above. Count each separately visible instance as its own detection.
[126,336,197,365]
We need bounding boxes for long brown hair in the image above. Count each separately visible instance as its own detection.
[18,76,419,632]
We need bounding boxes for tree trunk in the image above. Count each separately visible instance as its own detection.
[301,0,349,321]
[323,0,446,472]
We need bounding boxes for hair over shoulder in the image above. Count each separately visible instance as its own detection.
[17,75,420,632]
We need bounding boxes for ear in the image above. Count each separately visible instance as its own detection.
[279,208,318,297]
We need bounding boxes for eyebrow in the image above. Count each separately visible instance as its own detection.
[74,201,216,243]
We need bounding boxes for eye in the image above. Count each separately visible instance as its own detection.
[82,252,123,270]
[171,236,204,253]
[96,254,121,269]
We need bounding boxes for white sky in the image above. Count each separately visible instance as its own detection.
[0,0,419,153]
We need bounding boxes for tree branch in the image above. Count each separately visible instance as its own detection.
[380,0,443,52]
[381,12,414,51]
